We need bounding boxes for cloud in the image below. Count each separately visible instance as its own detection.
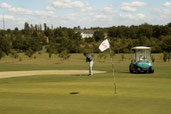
[137,13,146,19]
[121,13,146,20]
[151,8,171,19]
[65,13,80,20]
[94,14,108,20]
[121,6,137,12]
[103,6,114,14]
[122,1,147,7]
[163,2,171,8]
[0,14,27,25]
[121,1,147,12]
[45,6,56,11]
[0,2,32,15]
[46,0,93,12]
[1,1,170,29]
[80,3,93,12]
[148,8,171,25]
[0,2,57,18]
[34,10,57,18]
[49,0,84,8]
[0,2,11,8]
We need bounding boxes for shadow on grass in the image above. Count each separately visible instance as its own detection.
[119,72,130,74]
[119,71,153,74]
[75,74,90,77]
[70,92,80,95]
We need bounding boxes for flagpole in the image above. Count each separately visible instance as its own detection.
[109,40,117,94]
[99,39,117,94]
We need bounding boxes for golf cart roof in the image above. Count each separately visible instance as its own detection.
[132,46,151,50]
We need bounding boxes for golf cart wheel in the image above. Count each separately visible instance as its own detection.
[149,67,154,73]
[129,65,134,73]
[144,70,147,73]
[136,67,141,73]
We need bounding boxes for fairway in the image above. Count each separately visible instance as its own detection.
[0,53,171,114]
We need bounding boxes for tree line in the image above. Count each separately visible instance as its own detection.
[0,22,171,60]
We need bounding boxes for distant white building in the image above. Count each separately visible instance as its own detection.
[80,30,96,38]
[74,26,108,39]
[74,26,96,39]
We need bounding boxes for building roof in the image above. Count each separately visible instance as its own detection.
[81,30,96,34]
[132,46,151,50]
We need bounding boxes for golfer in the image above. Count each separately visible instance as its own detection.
[83,53,93,76]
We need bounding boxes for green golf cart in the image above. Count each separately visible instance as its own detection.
[129,46,154,73]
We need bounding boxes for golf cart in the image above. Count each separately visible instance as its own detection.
[129,46,154,73]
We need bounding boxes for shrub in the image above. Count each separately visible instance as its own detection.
[0,50,5,60]
[58,50,70,61]
[151,55,155,62]
[25,48,35,58]
[98,53,107,62]
[10,50,19,59]
[163,52,170,62]
[19,57,22,62]
[121,54,125,61]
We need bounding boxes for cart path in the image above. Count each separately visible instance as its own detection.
[0,70,106,79]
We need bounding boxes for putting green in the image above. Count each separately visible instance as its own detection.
[0,70,106,79]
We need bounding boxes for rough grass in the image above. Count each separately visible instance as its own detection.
[0,53,171,114]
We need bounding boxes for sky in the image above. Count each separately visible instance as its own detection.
[0,0,171,29]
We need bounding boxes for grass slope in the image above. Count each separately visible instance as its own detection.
[0,53,171,114]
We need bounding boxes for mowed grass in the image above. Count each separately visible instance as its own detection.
[0,53,171,114]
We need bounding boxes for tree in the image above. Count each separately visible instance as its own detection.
[163,52,170,62]
[93,31,104,42]
[58,50,70,61]
[0,50,5,60]
[44,23,47,31]
[139,36,151,46]
[138,23,153,38]
[13,35,28,52]
[98,53,107,62]
[150,38,162,53]
[161,36,171,52]
[25,48,35,58]
[24,22,30,31]
[0,36,11,57]
[167,22,171,27]
[26,37,42,52]
[10,50,19,59]
[47,43,57,58]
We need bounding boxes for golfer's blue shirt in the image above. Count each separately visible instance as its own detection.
[86,54,93,62]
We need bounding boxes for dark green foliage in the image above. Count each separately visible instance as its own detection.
[25,48,35,58]
[98,53,107,62]
[93,31,104,42]
[26,37,42,52]
[19,57,22,62]
[0,22,171,57]
[0,50,5,60]
[34,56,37,59]
[0,36,11,58]
[151,55,155,62]
[167,22,171,27]
[58,50,70,61]
[108,23,171,39]
[47,42,57,58]
[110,50,115,59]
[10,50,19,59]
[163,52,170,62]
[121,54,125,61]
[161,36,171,52]
[163,52,167,62]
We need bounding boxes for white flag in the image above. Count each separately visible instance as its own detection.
[99,39,110,52]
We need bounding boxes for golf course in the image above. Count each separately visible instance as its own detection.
[0,53,171,114]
